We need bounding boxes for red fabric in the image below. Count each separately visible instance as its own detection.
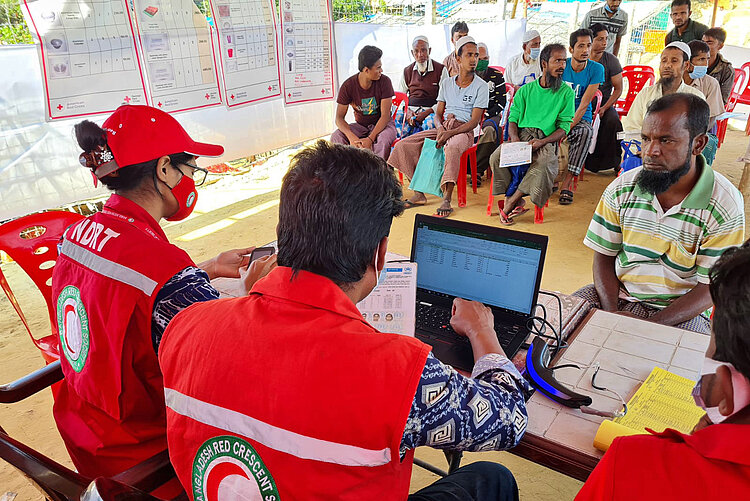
[52,194,194,478]
[102,105,223,169]
[160,267,432,500]
[576,424,750,500]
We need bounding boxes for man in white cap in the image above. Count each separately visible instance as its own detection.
[504,29,542,88]
[390,36,488,218]
[622,41,704,133]
[397,35,450,137]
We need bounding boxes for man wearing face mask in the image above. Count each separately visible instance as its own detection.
[683,40,724,166]
[574,93,745,334]
[51,105,264,481]
[504,29,542,88]
[160,141,530,500]
[622,42,704,133]
[580,0,628,57]
[396,35,449,137]
[576,239,750,500]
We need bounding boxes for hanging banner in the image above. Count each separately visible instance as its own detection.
[21,0,149,120]
[130,0,222,112]
[209,0,281,108]
[279,0,335,106]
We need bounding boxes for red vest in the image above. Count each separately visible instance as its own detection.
[51,194,194,478]
[403,59,445,108]
[160,267,431,500]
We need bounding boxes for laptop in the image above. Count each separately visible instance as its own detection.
[410,214,548,371]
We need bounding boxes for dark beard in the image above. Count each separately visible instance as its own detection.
[636,154,691,195]
[545,73,563,91]
[659,76,677,88]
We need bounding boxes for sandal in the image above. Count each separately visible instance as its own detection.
[559,189,574,205]
[498,209,515,225]
[508,205,529,219]
[435,207,454,218]
[403,199,425,209]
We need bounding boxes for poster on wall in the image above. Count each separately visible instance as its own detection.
[279,0,335,106]
[130,0,222,112]
[21,0,149,120]
[209,0,281,108]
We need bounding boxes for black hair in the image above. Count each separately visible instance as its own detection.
[74,120,192,193]
[540,43,566,66]
[276,140,405,287]
[709,240,750,380]
[569,28,593,49]
[645,92,710,139]
[451,21,469,37]
[671,0,691,10]
[589,22,608,38]
[664,45,689,62]
[358,45,382,72]
[688,40,710,59]
[457,40,476,57]
[703,27,727,44]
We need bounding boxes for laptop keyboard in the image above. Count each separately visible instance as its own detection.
[416,303,522,349]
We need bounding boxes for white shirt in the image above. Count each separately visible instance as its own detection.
[621,81,705,132]
[504,53,541,86]
[688,75,725,128]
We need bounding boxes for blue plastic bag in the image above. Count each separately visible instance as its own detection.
[409,138,445,197]
[620,140,642,174]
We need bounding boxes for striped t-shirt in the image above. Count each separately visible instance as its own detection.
[584,159,745,307]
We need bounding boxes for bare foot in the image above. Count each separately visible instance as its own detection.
[404,192,427,208]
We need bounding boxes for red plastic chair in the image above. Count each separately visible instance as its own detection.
[573,89,603,191]
[615,65,656,118]
[740,63,750,135]
[716,68,749,147]
[490,65,505,74]
[392,92,409,185]
[0,211,85,364]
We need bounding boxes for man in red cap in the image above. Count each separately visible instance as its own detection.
[52,105,265,483]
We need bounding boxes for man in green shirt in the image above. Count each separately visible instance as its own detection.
[665,0,708,45]
[489,44,575,224]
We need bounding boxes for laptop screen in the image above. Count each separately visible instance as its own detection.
[411,217,546,316]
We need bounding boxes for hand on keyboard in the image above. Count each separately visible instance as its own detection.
[450,298,507,361]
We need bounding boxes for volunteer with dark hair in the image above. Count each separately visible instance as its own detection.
[332,45,397,160]
[444,21,469,76]
[160,141,530,500]
[683,39,724,165]
[576,240,750,500]
[51,104,262,479]
[665,0,708,45]
[703,27,734,105]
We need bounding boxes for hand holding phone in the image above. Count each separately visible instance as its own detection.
[245,246,276,270]
[240,252,277,294]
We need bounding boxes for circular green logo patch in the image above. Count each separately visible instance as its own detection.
[192,435,280,501]
[56,285,90,373]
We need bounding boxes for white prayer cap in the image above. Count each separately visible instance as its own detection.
[522,29,541,43]
[412,35,429,49]
[477,42,488,52]
[665,41,691,59]
[455,35,477,53]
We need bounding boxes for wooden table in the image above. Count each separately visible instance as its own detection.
[514,309,709,481]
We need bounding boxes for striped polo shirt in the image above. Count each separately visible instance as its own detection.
[584,158,745,307]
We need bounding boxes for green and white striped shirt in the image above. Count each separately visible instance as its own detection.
[584,159,745,307]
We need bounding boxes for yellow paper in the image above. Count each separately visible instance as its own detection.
[593,420,642,452]
[614,366,705,434]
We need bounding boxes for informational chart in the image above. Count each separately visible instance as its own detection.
[209,0,281,107]
[279,0,335,105]
[131,0,221,112]
[22,0,149,120]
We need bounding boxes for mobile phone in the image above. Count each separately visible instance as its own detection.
[245,246,275,269]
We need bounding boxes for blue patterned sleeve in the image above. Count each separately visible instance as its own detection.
[399,352,531,457]
[151,266,220,353]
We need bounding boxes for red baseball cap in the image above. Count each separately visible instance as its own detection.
[101,105,224,170]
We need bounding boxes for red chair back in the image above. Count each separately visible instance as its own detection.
[738,62,750,106]
[490,65,505,74]
[717,68,749,145]
[0,211,85,363]
[392,91,408,120]
[616,65,656,117]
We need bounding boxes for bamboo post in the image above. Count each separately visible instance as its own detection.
[511,0,519,19]
[711,0,719,27]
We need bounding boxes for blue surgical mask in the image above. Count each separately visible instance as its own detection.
[529,47,541,60]
[603,3,614,13]
[689,65,708,79]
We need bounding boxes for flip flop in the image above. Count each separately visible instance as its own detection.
[435,207,454,218]
[508,205,529,219]
[403,200,426,209]
[498,209,515,225]
[559,189,574,205]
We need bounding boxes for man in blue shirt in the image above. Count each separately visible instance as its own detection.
[558,28,604,205]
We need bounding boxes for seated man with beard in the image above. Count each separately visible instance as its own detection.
[574,93,745,334]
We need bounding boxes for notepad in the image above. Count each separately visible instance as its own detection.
[593,366,704,452]
[498,142,532,168]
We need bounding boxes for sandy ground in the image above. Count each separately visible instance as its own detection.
[1,130,749,499]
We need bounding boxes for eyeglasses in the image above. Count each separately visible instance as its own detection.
[179,163,209,187]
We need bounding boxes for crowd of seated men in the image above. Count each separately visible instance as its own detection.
[25,2,749,500]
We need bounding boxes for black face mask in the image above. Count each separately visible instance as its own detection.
[636,151,691,195]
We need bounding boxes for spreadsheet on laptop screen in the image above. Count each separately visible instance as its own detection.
[413,221,543,315]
